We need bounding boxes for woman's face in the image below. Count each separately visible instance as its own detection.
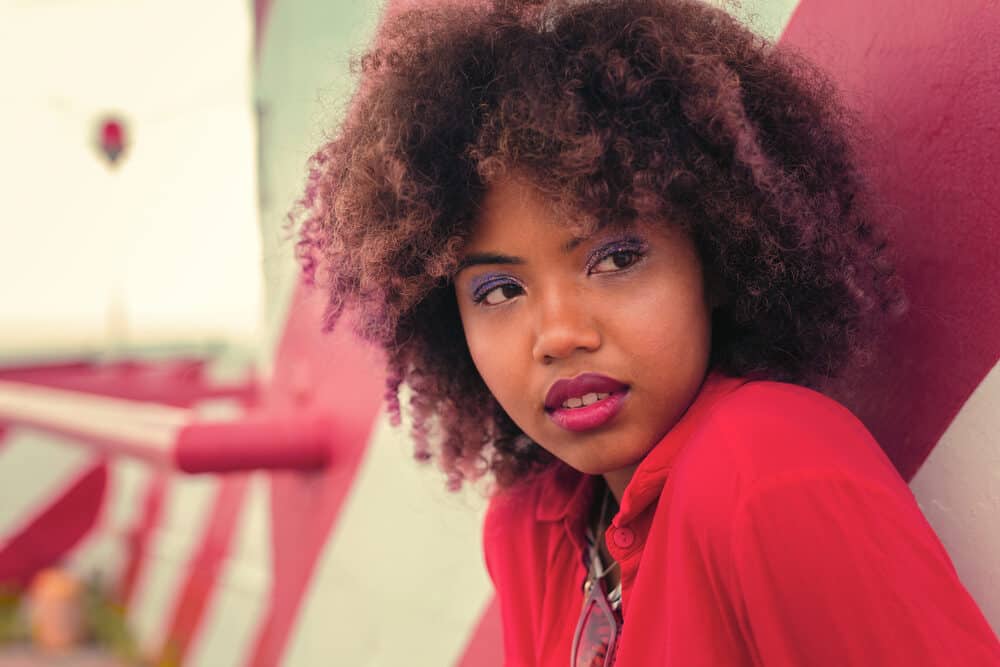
[454,176,713,495]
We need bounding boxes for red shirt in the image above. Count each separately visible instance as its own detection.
[483,371,1000,666]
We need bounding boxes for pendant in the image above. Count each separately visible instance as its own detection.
[571,576,621,667]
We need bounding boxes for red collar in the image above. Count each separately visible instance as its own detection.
[534,370,749,524]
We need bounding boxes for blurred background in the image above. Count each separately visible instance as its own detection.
[0,0,996,665]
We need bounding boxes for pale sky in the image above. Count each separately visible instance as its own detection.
[0,0,262,357]
[0,0,800,361]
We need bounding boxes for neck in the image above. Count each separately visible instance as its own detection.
[602,463,637,505]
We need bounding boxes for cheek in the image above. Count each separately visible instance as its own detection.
[612,279,710,353]
[465,331,496,385]
[457,307,518,400]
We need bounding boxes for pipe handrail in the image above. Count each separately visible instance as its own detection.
[0,380,329,473]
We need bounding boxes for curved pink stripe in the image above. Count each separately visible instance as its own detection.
[457,599,504,667]
[0,463,107,588]
[118,473,168,606]
[246,290,386,667]
[159,476,249,664]
[781,0,1000,481]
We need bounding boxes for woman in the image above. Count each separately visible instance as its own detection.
[294,0,1000,663]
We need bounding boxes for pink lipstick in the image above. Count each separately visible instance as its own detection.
[544,373,629,432]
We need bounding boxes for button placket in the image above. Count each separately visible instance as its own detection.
[612,526,636,549]
[605,522,640,562]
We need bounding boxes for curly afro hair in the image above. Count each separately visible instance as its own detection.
[294,0,907,492]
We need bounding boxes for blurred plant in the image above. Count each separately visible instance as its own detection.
[0,585,29,645]
[0,571,154,664]
[81,572,142,663]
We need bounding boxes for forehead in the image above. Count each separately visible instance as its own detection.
[467,176,613,249]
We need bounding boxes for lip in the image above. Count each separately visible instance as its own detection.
[544,373,630,433]
[544,373,628,409]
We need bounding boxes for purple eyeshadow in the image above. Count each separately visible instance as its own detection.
[470,273,519,302]
[584,236,648,273]
[466,235,647,303]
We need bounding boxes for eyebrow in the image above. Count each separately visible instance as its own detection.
[455,252,524,273]
[455,236,588,275]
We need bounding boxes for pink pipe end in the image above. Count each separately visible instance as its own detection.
[174,415,331,474]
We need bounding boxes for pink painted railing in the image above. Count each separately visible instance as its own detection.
[0,379,330,473]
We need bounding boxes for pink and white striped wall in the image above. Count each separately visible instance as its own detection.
[1,0,997,665]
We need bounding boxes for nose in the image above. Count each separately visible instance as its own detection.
[530,289,602,364]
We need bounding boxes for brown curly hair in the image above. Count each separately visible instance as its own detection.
[294,0,907,492]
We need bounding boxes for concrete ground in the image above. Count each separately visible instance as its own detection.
[0,648,127,667]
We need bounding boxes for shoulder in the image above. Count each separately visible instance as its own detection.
[709,379,866,442]
[664,379,914,536]
[482,463,579,556]
[483,476,539,545]
[659,379,921,562]
[683,379,904,490]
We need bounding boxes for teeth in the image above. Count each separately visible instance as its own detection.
[561,392,611,409]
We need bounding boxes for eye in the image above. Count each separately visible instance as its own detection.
[472,279,524,306]
[589,248,642,274]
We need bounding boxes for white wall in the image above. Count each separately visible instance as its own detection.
[0,0,262,358]
[910,363,1000,637]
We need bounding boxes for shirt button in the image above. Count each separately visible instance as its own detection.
[612,527,635,549]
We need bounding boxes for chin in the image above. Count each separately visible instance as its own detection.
[565,461,607,476]
[564,452,646,477]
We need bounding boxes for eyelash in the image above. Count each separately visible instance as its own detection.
[584,238,647,275]
[471,275,524,305]
[470,238,647,306]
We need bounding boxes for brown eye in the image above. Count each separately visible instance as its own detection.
[612,251,636,268]
[482,282,524,305]
[591,249,641,274]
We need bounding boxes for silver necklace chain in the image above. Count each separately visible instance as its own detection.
[585,484,622,609]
